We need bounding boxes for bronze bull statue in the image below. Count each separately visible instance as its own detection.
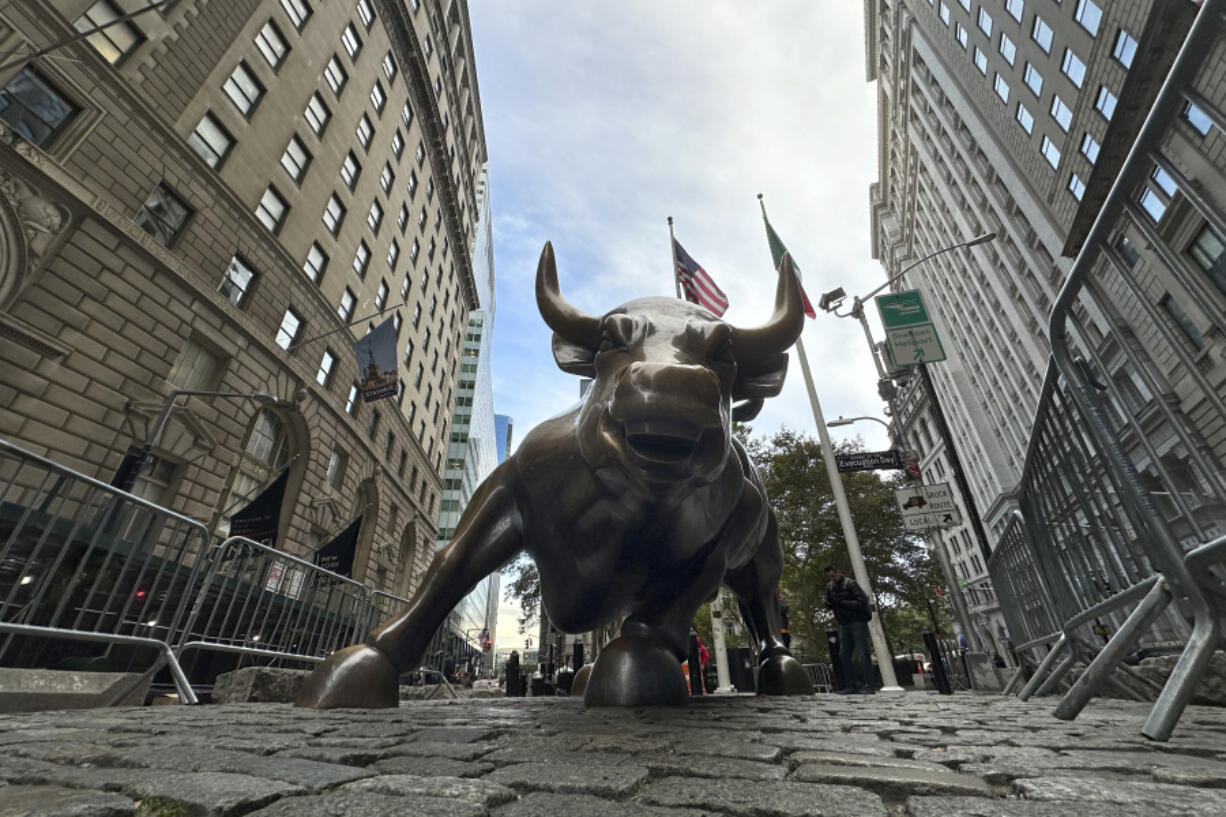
[296,242,814,707]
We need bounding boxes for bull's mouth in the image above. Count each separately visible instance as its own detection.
[623,420,702,466]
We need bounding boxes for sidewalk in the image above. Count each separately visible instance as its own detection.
[1,691,1224,816]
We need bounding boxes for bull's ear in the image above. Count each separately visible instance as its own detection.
[552,334,596,377]
[732,352,789,401]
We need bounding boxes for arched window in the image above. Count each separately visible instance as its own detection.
[397,517,420,599]
[217,408,293,539]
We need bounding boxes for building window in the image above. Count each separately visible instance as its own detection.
[955,23,968,49]
[398,203,409,232]
[401,274,410,298]
[1015,103,1034,134]
[305,92,331,135]
[1040,136,1060,169]
[402,100,414,129]
[280,134,311,182]
[223,61,264,116]
[977,8,992,36]
[375,279,389,310]
[403,338,414,365]
[1152,166,1177,198]
[74,1,143,65]
[408,170,419,197]
[304,242,328,283]
[383,51,397,81]
[415,140,425,165]
[1159,294,1204,349]
[418,206,427,229]
[356,114,374,150]
[341,151,361,189]
[411,238,420,262]
[326,449,347,487]
[168,339,224,391]
[188,112,233,168]
[1068,173,1086,201]
[324,55,348,96]
[1023,63,1043,97]
[370,80,386,114]
[368,200,384,232]
[280,0,311,31]
[353,240,371,277]
[322,193,346,235]
[341,24,362,60]
[1182,101,1212,136]
[317,349,336,386]
[380,162,395,193]
[973,47,987,75]
[357,0,375,29]
[1188,224,1226,296]
[1050,96,1072,132]
[219,256,257,306]
[0,68,78,148]
[1074,0,1102,37]
[1031,16,1053,53]
[391,130,405,160]
[387,239,400,269]
[339,288,357,321]
[1139,189,1166,222]
[1111,28,1138,70]
[1061,49,1086,88]
[1080,132,1100,163]
[1095,86,1117,120]
[345,385,359,416]
[135,183,192,246]
[255,19,290,70]
[1116,234,1140,267]
[999,32,1016,65]
[255,186,288,232]
[1005,0,1022,22]
[426,178,435,201]
[993,73,1009,104]
[367,408,379,439]
[275,308,302,349]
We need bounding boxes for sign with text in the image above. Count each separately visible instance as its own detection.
[876,289,946,366]
[894,482,962,531]
[835,450,903,473]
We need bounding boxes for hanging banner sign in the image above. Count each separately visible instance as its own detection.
[229,470,288,547]
[314,516,362,578]
[355,317,400,402]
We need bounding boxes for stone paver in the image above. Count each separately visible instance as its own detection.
[0,693,1223,815]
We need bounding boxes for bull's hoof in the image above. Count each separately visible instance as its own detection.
[584,635,688,707]
[569,663,592,698]
[294,643,399,709]
[757,652,814,696]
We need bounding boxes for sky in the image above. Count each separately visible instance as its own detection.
[467,2,892,649]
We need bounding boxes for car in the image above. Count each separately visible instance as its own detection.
[901,495,928,509]
[472,678,500,690]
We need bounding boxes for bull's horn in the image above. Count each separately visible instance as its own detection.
[535,241,601,349]
[730,253,805,359]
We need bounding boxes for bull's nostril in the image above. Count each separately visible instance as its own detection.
[626,433,697,463]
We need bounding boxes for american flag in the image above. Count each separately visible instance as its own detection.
[673,239,728,316]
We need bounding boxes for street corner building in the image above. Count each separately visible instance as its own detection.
[0,0,488,604]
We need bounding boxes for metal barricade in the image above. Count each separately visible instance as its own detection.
[173,536,374,686]
[802,662,835,692]
[0,439,207,703]
[368,589,410,631]
[991,0,1226,740]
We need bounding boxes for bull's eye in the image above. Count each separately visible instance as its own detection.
[598,335,625,355]
[711,340,735,367]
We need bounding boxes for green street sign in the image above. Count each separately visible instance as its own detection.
[875,290,930,329]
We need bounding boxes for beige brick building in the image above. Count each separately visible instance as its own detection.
[0,0,487,597]
[866,0,1226,652]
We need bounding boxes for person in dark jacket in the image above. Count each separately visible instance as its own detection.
[825,564,875,694]
[505,650,520,697]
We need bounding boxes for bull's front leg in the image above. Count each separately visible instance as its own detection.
[295,464,523,708]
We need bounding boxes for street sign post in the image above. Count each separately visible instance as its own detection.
[835,450,904,473]
[894,482,962,531]
[875,289,947,365]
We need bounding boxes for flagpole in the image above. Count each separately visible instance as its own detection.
[667,216,682,299]
[757,194,902,693]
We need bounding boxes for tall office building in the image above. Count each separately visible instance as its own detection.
[434,163,499,675]
[494,414,513,463]
[865,0,1220,651]
[0,0,487,597]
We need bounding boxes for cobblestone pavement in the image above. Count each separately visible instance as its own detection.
[2,691,1225,816]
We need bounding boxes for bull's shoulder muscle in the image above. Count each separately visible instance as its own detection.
[509,410,583,479]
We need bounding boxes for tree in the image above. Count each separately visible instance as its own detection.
[502,555,540,634]
[743,427,943,661]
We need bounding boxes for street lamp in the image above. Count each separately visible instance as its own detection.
[827,415,892,433]
[114,390,277,492]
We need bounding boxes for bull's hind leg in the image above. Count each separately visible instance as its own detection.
[584,554,725,707]
[724,510,813,696]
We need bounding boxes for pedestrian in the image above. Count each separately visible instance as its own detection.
[696,634,711,693]
[825,564,875,694]
[778,591,791,649]
[505,650,520,697]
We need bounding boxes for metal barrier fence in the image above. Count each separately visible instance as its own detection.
[0,438,208,703]
[173,536,374,683]
[990,0,1226,741]
[802,662,835,693]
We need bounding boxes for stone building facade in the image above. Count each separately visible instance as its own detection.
[0,0,488,599]
[865,0,1226,651]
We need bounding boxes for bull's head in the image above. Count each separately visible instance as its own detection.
[535,242,804,485]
